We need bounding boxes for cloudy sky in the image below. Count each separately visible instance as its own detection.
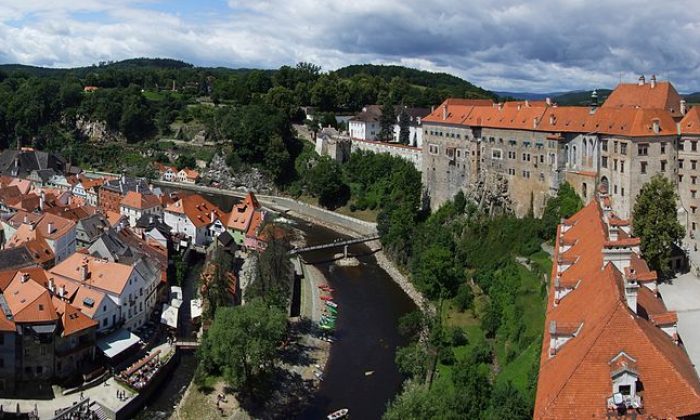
[1,0,699,93]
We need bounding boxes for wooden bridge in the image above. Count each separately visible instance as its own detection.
[289,234,380,256]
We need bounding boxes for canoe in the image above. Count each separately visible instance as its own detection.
[326,306,338,315]
[327,408,349,419]
[325,301,338,309]
[320,295,333,301]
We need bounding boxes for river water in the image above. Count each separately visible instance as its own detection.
[140,191,417,419]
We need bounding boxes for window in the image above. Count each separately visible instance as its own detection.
[680,174,684,183]
[508,168,516,176]
[661,160,667,172]
[661,143,666,154]
[602,140,608,152]
[638,144,649,156]
[680,159,685,169]
[641,161,647,174]
[620,143,627,155]
[620,161,625,173]
[491,149,502,160]
[694,222,697,231]
[693,206,698,214]
[602,156,608,168]
[614,141,618,153]
[428,144,439,155]
[694,141,698,152]
[614,159,618,171]
[693,160,698,170]
[614,185,618,194]
[621,187,625,197]
[694,176,698,185]
[692,190,697,199]
[619,385,632,396]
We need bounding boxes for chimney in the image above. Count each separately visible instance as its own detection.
[430,105,435,113]
[58,285,65,298]
[638,75,645,86]
[591,89,599,108]
[650,74,657,88]
[47,222,54,235]
[442,104,448,121]
[48,278,55,293]
[80,263,89,281]
[624,276,639,313]
[652,118,660,134]
[23,215,28,224]
[549,114,556,125]
[210,210,216,222]
[533,117,539,129]
[524,100,529,107]
[21,273,30,283]
[546,97,552,106]
[40,191,45,211]
[681,100,688,116]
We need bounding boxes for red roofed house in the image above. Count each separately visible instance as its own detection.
[534,192,700,418]
[223,192,262,246]
[2,211,77,264]
[177,168,199,184]
[119,190,162,227]
[163,194,226,247]
[0,269,97,391]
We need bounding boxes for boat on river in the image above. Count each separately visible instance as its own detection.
[325,301,338,309]
[326,306,338,315]
[327,408,349,419]
[320,295,333,301]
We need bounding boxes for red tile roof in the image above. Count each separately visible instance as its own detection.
[535,200,700,418]
[165,194,223,228]
[224,192,260,232]
[681,106,700,135]
[50,254,135,296]
[120,191,161,210]
[52,297,97,336]
[602,80,684,117]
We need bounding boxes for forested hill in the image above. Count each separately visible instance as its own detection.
[334,64,494,99]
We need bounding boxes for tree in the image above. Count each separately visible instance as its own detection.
[197,300,286,393]
[411,244,459,299]
[379,102,396,141]
[398,109,411,145]
[175,154,196,170]
[305,156,351,209]
[633,174,684,275]
[248,229,293,310]
[541,182,583,239]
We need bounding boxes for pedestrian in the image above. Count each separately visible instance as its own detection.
[80,391,84,400]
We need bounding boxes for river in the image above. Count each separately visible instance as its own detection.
[140,191,417,419]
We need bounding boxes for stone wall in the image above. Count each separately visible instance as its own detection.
[350,138,423,172]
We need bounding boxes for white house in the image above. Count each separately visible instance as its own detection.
[163,194,224,246]
[119,191,162,227]
[50,254,157,331]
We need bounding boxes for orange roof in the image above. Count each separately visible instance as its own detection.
[423,96,679,138]
[105,211,126,227]
[179,168,199,179]
[225,192,260,231]
[166,194,223,228]
[602,80,684,117]
[50,254,134,296]
[246,210,264,238]
[535,200,700,418]
[120,191,161,210]
[681,106,700,136]
[52,297,97,336]
[4,272,58,323]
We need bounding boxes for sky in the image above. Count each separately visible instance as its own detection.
[1,0,700,93]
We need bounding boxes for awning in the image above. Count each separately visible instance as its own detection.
[170,298,183,309]
[170,286,183,301]
[97,329,141,359]
[190,299,203,320]
[31,324,56,334]
[160,304,178,329]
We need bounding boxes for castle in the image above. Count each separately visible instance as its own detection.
[422,76,700,259]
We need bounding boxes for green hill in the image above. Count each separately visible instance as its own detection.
[334,64,495,99]
[553,89,612,106]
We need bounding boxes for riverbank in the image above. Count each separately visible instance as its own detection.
[170,241,332,419]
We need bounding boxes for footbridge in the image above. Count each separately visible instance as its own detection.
[289,234,380,256]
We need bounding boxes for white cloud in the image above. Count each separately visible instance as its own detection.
[0,0,699,92]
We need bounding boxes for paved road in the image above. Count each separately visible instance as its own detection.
[152,180,378,237]
[659,273,700,377]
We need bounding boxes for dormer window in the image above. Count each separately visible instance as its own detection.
[607,352,643,413]
[553,277,580,305]
[549,320,583,356]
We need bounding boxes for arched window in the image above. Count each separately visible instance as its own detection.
[582,182,588,199]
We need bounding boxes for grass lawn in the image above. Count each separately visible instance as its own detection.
[293,194,378,223]
[496,341,539,392]
[176,378,222,420]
